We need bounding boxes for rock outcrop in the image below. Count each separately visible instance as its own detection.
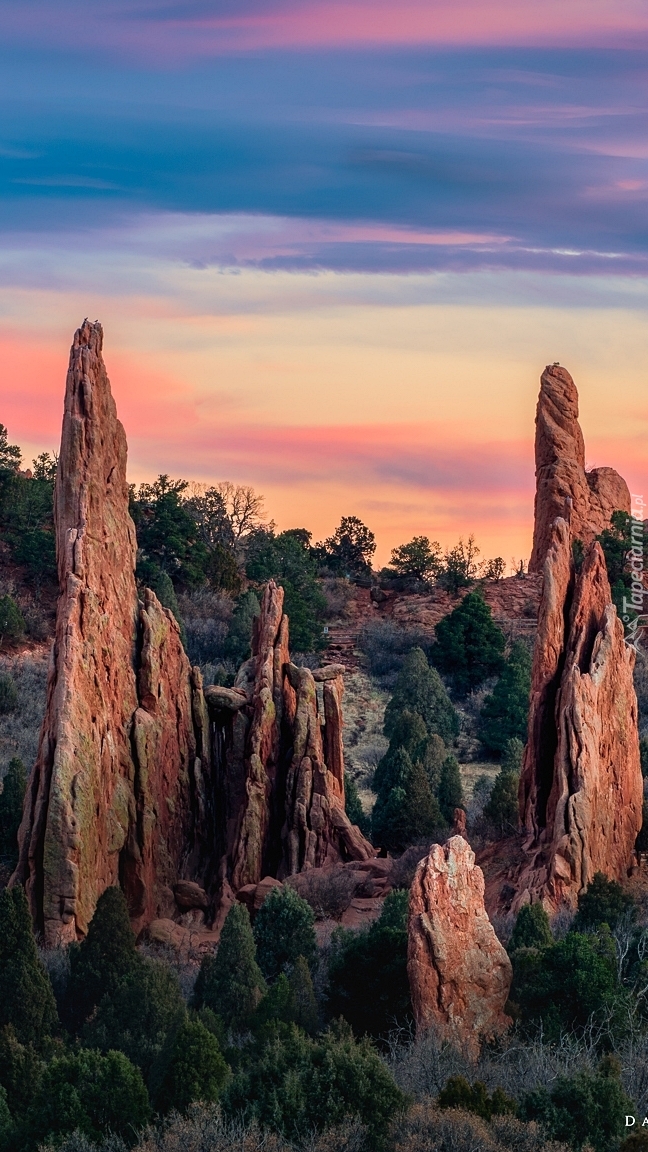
[516,518,642,911]
[11,322,203,944]
[408,836,512,1056]
[11,321,373,945]
[529,365,630,573]
[207,582,374,899]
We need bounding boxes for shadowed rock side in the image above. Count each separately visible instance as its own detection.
[516,518,642,912]
[408,837,512,1058]
[205,581,374,905]
[11,321,202,944]
[529,365,630,573]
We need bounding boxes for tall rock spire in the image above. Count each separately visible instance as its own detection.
[529,365,630,573]
[12,321,201,943]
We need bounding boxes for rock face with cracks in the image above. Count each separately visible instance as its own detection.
[408,836,512,1057]
[209,581,375,897]
[516,517,642,911]
[529,365,630,573]
[11,321,204,944]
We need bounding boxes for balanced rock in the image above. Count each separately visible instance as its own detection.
[11,322,204,943]
[529,365,630,573]
[516,518,642,910]
[408,836,512,1057]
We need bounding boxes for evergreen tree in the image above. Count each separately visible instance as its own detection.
[288,956,319,1036]
[152,1017,229,1114]
[0,887,58,1047]
[437,755,464,825]
[480,641,532,754]
[522,1057,633,1152]
[483,763,519,835]
[0,1084,12,1149]
[344,773,370,838]
[508,903,553,954]
[254,885,317,982]
[223,590,261,665]
[317,516,376,577]
[432,592,505,695]
[67,887,139,1030]
[246,529,327,652]
[0,1025,45,1125]
[0,758,26,861]
[0,597,24,648]
[193,904,266,1029]
[573,872,637,933]
[372,748,444,853]
[383,648,458,743]
[389,536,442,582]
[374,709,429,793]
[83,957,185,1085]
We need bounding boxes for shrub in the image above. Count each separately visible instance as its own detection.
[0,887,58,1046]
[522,1057,634,1152]
[288,866,357,920]
[510,930,627,1039]
[193,904,265,1029]
[0,1024,46,1124]
[358,619,432,679]
[26,1048,150,1148]
[573,872,637,933]
[508,904,553,954]
[437,1076,516,1121]
[67,888,139,1031]
[480,642,532,755]
[432,592,505,696]
[438,535,481,595]
[253,885,317,982]
[224,1020,406,1144]
[384,649,458,743]
[641,737,648,777]
[0,757,26,861]
[0,596,24,648]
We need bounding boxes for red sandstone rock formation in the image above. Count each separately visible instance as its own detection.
[516,518,642,911]
[207,581,374,899]
[12,322,202,944]
[408,836,512,1057]
[529,365,630,573]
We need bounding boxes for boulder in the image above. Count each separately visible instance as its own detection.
[529,365,630,573]
[408,836,512,1057]
[174,880,210,910]
[516,519,643,910]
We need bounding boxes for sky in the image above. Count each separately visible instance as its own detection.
[1,2,647,566]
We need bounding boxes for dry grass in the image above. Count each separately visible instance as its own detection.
[0,647,48,779]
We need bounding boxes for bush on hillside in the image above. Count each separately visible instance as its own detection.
[432,592,505,696]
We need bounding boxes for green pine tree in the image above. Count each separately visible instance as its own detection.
[384,648,459,743]
[193,903,266,1029]
[372,748,444,852]
[0,887,58,1047]
[67,887,139,1030]
[479,641,532,754]
[508,903,553,954]
[152,1016,229,1114]
[0,758,26,861]
[288,955,319,1036]
[438,754,464,824]
[254,885,317,982]
[432,591,506,695]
